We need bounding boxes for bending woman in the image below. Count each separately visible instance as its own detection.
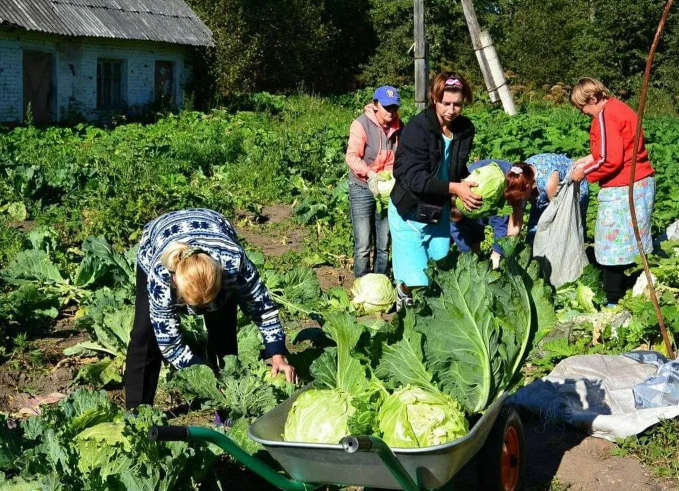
[389,72,481,309]
[124,208,296,409]
[525,153,589,243]
[450,159,533,268]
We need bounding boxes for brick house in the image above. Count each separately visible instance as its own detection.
[0,0,213,123]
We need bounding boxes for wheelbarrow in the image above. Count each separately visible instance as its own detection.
[149,390,524,491]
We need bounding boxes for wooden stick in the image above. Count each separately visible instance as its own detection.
[629,0,675,359]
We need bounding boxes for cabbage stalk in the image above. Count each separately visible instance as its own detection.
[378,386,468,448]
[455,162,507,218]
[351,274,396,314]
[283,389,356,444]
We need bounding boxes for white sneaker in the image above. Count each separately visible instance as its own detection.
[396,288,413,312]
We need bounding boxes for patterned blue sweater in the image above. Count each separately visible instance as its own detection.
[137,209,286,369]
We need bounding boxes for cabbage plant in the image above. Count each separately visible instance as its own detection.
[283,389,356,443]
[378,386,468,448]
[374,171,395,213]
[455,162,507,218]
[351,274,396,314]
[284,314,374,443]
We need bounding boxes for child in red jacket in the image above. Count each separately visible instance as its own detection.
[571,78,656,306]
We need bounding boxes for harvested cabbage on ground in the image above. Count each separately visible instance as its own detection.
[454,162,507,219]
[351,273,396,314]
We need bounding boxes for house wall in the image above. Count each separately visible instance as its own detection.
[0,30,194,122]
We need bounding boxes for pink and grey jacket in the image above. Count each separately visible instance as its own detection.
[345,104,402,187]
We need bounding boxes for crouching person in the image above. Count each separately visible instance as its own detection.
[124,208,297,409]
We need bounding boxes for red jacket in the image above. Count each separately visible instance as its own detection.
[345,104,402,186]
[583,98,654,187]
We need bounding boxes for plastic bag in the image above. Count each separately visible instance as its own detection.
[533,171,588,288]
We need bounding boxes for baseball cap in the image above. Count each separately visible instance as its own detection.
[373,86,401,107]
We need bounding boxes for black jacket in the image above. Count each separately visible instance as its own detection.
[391,108,475,217]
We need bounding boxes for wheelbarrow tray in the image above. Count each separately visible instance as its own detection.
[249,387,507,490]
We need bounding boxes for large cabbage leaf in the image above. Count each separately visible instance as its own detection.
[313,313,371,397]
[375,311,437,392]
[414,252,532,413]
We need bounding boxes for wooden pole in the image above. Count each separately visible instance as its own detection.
[460,0,499,103]
[479,31,517,115]
[414,0,427,110]
[628,0,675,359]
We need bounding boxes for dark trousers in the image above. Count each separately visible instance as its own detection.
[124,265,238,409]
[602,264,634,305]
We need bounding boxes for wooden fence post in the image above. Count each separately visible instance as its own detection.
[414,0,427,110]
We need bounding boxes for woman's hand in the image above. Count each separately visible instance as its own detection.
[367,170,385,197]
[571,165,586,182]
[451,181,482,211]
[271,354,298,383]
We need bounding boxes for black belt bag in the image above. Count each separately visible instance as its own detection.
[414,201,444,224]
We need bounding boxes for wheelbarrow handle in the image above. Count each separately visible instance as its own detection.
[148,425,189,442]
[341,435,421,491]
[149,425,322,491]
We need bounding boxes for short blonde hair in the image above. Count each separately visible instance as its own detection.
[160,242,223,307]
[570,77,610,109]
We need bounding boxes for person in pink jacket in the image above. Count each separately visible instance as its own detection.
[345,86,403,277]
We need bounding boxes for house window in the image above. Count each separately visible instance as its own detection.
[97,60,123,109]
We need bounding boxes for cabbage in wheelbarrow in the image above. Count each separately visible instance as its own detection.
[283,245,537,448]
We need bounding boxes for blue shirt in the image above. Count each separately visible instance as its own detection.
[138,209,285,369]
[439,135,453,181]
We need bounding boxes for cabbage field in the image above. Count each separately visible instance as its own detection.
[1,89,679,489]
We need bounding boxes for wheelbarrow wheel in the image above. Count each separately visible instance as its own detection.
[478,405,525,491]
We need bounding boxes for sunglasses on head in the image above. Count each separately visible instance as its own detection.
[445,77,463,88]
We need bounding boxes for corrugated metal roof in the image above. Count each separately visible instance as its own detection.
[0,0,213,46]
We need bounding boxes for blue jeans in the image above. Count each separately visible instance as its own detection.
[349,182,390,277]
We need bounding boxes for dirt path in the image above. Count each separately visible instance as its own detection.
[235,204,309,257]
[0,313,87,413]
[521,422,674,491]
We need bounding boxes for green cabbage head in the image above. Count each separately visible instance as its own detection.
[283,389,356,443]
[375,171,396,211]
[455,162,507,218]
[351,274,396,314]
[378,386,468,448]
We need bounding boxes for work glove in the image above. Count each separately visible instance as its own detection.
[367,170,385,197]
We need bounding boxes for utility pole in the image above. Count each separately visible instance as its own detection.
[459,0,499,103]
[460,0,516,115]
[414,0,427,110]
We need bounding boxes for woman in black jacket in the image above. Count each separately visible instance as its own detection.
[388,72,481,309]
